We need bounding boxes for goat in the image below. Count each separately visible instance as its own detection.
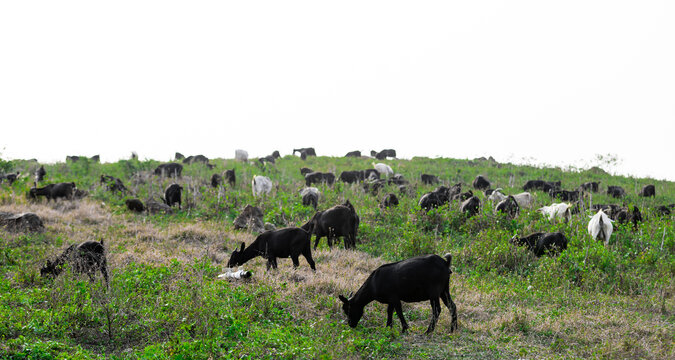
[510,232,568,256]
[40,240,109,285]
[472,175,490,190]
[301,200,359,249]
[163,184,183,208]
[373,163,393,177]
[488,189,534,208]
[537,203,572,222]
[421,174,439,185]
[638,184,655,197]
[227,227,316,271]
[588,209,614,245]
[235,149,248,162]
[339,253,457,334]
[125,199,145,213]
[495,195,519,219]
[381,193,399,208]
[252,175,273,196]
[607,185,626,198]
[300,187,319,209]
[460,196,480,217]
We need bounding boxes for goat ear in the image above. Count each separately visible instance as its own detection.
[338,295,349,304]
[240,242,245,252]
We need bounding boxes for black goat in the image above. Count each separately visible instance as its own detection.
[339,253,457,334]
[227,227,316,271]
[607,185,626,198]
[421,174,439,185]
[381,193,399,208]
[523,180,561,192]
[460,196,480,217]
[305,172,336,186]
[345,151,361,157]
[163,184,183,208]
[154,163,183,177]
[211,174,222,188]
[510,232,568,257]
[29,182,76,202]
[301,200,359,249]
[472,175,490,190]
[225,169,236,186]
[549,189,580,202]
[638,184,655,197]
[125,199,145,213]
[41,240,109,284]
[579,181,600,193]
[495,195,519,219]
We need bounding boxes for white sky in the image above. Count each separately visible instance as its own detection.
[1,1,674,180]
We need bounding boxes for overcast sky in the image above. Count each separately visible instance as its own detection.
[1,1,674,180]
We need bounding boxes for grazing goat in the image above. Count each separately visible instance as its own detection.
[579,181,600,193]
[549,189,580,202]
[41,240,109,284]
[224,168,236,186]
[460,196,481,217]
[607,185,626,198]
[154,163,183,177]
[510,232,568,256]
[252,176,273,196]
[638,184,655,197]
[616,206,642,230]
[472,175,490,190]
[538,203,572,222]
[421,174,439,185]
[301,200,359,249]
[211,174,222,188]
[29,182,76,202]
[163,184,183,209]
[300,187,319,209]
[339,254,457,334]
[495,195,519,219]
[235,149,248,162]
[588,209,614,245]
[227,227,316,271]
[381,193,399,208]
[35,166,46,183]
[305,172,336,186]
[373,163,393,177]
[125,199,145,213]
[523,180,560,192]
[488,189,534,208]
[345,151,361,157]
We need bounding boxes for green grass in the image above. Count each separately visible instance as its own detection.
[0,155,673,359]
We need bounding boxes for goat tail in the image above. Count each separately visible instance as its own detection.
[443,253,452,267]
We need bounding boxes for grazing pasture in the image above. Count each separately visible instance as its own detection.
[0,154,673,359]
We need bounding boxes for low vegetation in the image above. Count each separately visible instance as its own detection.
[0,154,673,359]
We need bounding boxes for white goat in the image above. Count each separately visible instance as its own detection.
[588,209,614,245]
[299,187,319,197]
[538,203,572,222]
[235,149,248,162]
[252,175,272,196]
[488,189,535,208]
[372,163,393,177]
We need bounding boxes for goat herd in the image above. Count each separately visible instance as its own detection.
[11,149,672,334]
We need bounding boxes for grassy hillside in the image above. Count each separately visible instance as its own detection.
[0,155,673,359]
